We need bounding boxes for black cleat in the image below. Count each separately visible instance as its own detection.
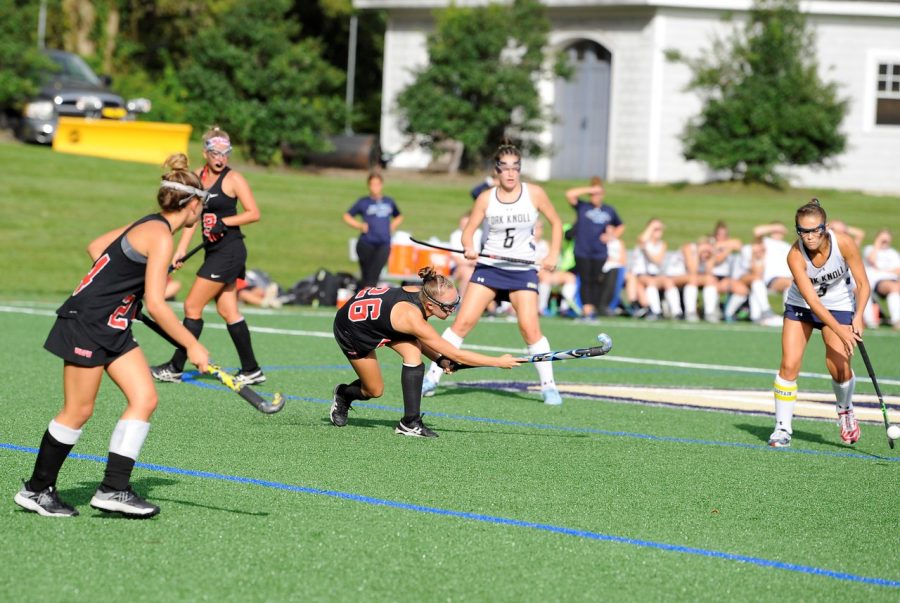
[90,486,160,518]
[14,482,79,517]
[395,415,438,438]
[330,384,352,427]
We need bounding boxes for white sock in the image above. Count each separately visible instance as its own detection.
[749,280,770,320]
[683,285,698,316]
[773,374,797,434]
[561,281,577,309]
[724,294,747,319]
[528,336,556,389]
[832,374,855,412]
[864,297,878,327]
[49,419,83,446]
[538,282,551,312]
[703,286,719,319]
[427,328,464,384]
[664,287,683,316]
[646,286,661,315]
[108,419,150,460]
[888,291,900,324]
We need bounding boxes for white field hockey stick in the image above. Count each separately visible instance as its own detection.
[857,340,894,450]
[449,334,613,370]
[410,237,544,269]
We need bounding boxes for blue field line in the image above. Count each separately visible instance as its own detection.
[1,442,896,589]
[178,370,900,463]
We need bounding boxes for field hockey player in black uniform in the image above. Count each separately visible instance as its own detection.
[151,126,265,386]
[331,266,523,437]
[14,154,210,518]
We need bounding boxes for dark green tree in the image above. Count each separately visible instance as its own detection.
[179,0,346,165]
[395,0,568,169]
[668,0,847,185]
[0,1,55,120]
[290,0,385,134]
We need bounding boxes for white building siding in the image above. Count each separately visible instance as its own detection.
[786,16,900,192]
[541,13,656,181]
[379,16,432,168]
[361,0,900,193]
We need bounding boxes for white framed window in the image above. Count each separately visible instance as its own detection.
[876,61,900,125]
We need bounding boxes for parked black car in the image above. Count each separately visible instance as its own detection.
[13,49,150,144]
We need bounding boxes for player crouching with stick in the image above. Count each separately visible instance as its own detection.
[768,199,870,448]
[14,154,210,518]
[331,267,523,437]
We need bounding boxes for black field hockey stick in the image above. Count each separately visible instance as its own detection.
[409,237,544,269]
[857,340,894,450]
[205,363,286,414]
[133,316,285,415]
[173,241,206,270]
[450,334,613,370]
[134,241,206,344]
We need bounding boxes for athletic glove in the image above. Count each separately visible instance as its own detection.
[209,220,228,236]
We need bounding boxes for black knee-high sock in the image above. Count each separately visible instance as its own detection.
[400,364,425,422]
[339,379,369,404]
[100,453,136,492]
[170,317,204,371]
[27,431,74,492]
[227,319,258,372]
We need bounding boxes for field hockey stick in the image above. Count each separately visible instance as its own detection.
[205,363,286,414]
[132,315,284,413]
[451,334,613,370]
[134,241,207,339]
[857,340,894,450]
[169,241,205,273]
[410,237,544,269]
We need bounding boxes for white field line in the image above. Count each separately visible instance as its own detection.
[2,304,898,386]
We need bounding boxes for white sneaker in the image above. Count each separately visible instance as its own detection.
[422,377,437,397]
[90,486,160,518]
[542,387,562,406]
[768,429,792,448]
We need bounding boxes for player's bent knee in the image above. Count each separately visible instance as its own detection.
[363,385,383,398]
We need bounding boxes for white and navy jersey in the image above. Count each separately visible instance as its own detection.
[862,244,900,288]
[56,214,167,349]
[662,249,686,278]
[630,240,665,276]
[785,230,855,311]
[478,184,539,272]
[762,237,792,283]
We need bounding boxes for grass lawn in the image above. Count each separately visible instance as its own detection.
[0,140,897,600]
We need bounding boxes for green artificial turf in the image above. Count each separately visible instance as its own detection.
[1,140,897,600]
[1,304,897,602]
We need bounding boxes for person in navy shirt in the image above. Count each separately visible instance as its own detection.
[565,176,624,318]
[343,173,404,287]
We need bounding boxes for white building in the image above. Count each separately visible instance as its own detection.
[354,0,900,194]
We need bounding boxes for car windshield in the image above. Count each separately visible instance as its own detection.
[48,51,102,86]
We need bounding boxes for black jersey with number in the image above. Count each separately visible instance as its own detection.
[201,166,243,246]
[333,286,425,357]
[55,214,167,349]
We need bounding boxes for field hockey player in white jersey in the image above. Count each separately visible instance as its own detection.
[422,141,565,405]
[768,199,870,448]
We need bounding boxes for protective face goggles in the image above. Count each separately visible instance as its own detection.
[495,161,521,174]
[205,136,233,157]
[423,289,461,314]
[160,180,210,207]
[796,224,826,236]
